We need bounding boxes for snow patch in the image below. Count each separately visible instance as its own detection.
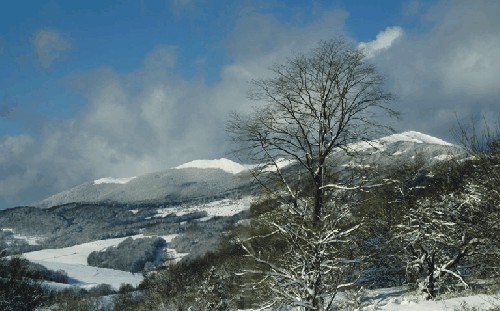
[94,176,136,185]
[154,196,253,220]
[175,158,248,174]
[33,261,143,290]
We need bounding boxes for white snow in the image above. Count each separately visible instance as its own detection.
[381,131,453,146]
[251,287,500,311]
[348,131,453,152]
[94,176,137,185]
[357,287,500,310]
[36,261,143,290]
[174,158,248,174]
[22,234,180,289]
[154,196,253,220]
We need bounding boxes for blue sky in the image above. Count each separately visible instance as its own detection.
[1,0,499,209]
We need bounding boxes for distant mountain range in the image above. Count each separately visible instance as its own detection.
[34,131,465,209]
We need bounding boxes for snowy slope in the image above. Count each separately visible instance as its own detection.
[35,164,252,208]
[23,234,181,289]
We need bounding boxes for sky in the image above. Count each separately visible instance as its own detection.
[1,0,499,209]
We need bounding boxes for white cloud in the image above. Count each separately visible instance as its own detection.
[0,8,350,209]
[32,28,72,68]
[358,26,403,58]
[369,0,500,139]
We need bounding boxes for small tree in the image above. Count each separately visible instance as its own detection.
[228,38,397,310]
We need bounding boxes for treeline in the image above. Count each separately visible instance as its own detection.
[87,237,166,273]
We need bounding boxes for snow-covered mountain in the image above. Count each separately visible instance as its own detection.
[34,158,254,208]
[34,131,464,209]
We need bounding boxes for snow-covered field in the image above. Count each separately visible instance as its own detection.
[153,196,253,220]
[22,234,181,290]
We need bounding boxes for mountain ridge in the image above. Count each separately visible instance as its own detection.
[33,131,464,209]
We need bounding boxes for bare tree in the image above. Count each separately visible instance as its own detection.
[229,38,397,226]
[228,38,397,310]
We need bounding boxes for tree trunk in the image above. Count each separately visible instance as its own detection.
[425,253,436,299]
[313,160,324,228]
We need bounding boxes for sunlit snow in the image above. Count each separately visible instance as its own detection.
[348,131,453,152]
[94,176,137,185]
[174,158,248,174]
[383,131,453,146]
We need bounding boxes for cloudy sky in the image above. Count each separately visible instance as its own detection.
[0,0,499,209]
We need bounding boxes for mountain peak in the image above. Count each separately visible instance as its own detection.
[93,176,137,185]
[382,131,453,146]
[174,158,248,174]
[348,131,454,152]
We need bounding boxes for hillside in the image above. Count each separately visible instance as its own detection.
[0,131,473,298]
[33,131,464,209]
